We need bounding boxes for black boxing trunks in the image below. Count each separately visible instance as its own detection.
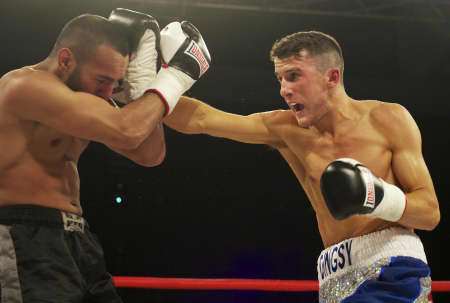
[317,227,431,303]
[0,205,122,303]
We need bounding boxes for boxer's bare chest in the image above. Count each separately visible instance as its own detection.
[0,118,89,211]
[277,116,396,245]
[304,128,389,183]
[0,120,88,178]
[29,123,88,165]
[278,115,392,209]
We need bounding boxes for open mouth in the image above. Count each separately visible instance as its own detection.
[290,103,305,112]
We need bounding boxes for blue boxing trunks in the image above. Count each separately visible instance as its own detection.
[0,204,122,303]
[317,227,431,303]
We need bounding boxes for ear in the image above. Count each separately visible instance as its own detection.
[57,48,77,74]
[326,68,340,87]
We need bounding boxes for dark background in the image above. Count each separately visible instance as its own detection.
[1,1,449,302]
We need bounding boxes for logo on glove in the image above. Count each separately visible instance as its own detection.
[184,41,210,77]
[360,166,376,208]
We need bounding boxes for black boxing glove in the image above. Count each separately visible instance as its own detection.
[320,158,406,221]
[109,8,161,104]
[147,21,211,115]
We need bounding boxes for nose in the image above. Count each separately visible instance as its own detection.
[279,79,293,100]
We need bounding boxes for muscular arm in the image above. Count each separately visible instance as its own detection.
[386,104,440,230]
[108,122,166,167]
[164,96,284,146]
[3,71,165,152]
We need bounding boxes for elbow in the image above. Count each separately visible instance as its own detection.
[423,201,441,231]
[134,142,166,167]
[140,149,166,167]
[427,206,441,231]
[114,126,147,151]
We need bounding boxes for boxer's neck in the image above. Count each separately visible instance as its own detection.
[31,57,71,82]
[314,93,359,137]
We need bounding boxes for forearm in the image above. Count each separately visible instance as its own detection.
[397,188,440,230]
[165,96,279,145]
[164,96,205,134]
[111,122,166,167]
[117,93,166,149]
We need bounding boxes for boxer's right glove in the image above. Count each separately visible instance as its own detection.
[320,158,406,222]
[146,21,211,115]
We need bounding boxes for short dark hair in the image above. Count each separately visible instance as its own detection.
[50,14,129,62]
[270,31,344,79]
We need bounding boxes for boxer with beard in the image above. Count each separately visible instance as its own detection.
[0,8,210,302]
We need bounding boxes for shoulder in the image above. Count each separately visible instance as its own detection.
[3,67,60,92]
[367,100,414,129]
[1,68,63,107]
[0,69,26,106]
[356,99,406,117]
[370,100,408,118]
[364,100,420,147]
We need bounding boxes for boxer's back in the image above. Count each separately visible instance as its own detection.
[0,68,87,214]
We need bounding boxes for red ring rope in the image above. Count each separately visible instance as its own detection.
[113,276,450,292]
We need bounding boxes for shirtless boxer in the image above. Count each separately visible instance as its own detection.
[164,31,440,302]
[0,8,210,302]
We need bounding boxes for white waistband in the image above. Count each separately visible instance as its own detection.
[61,211,85,232]
[317,227,427,285]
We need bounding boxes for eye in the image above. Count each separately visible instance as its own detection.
[96,78,106,85]
[286,72,300,82]
[276,71,301,83]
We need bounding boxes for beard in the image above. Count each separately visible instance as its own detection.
[66,66,82,92]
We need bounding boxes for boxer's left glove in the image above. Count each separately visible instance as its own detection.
[320,158,406,221]
[146,21,211,115]
[109,8,161,104]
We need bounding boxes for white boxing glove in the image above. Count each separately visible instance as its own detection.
[146,21,211,115]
